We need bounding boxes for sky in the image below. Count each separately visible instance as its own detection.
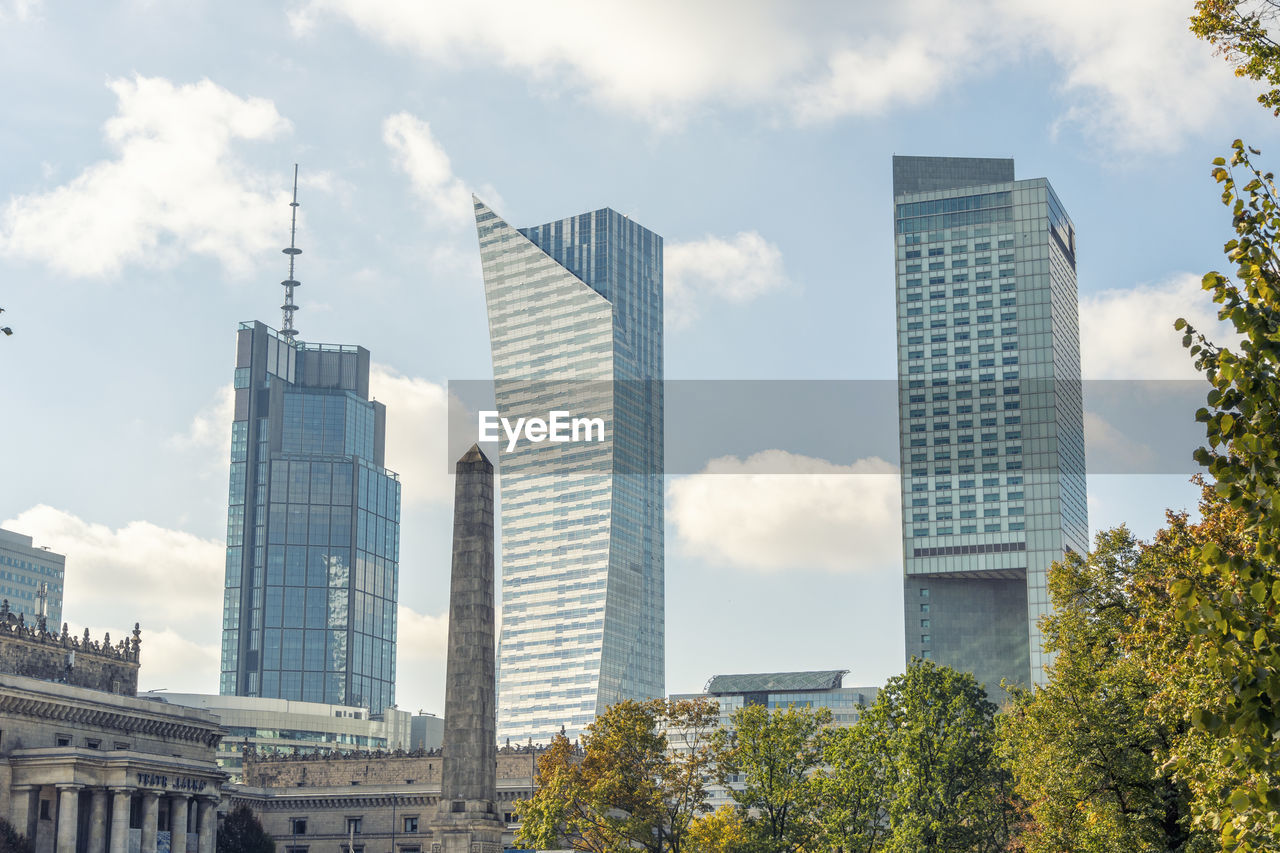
[0,0,1271,715]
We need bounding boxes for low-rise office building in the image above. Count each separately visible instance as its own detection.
[0,529,64,627]
[672,670,880,809]
[0,606,226,852]
[139,692,413,782]
[407,712,443,753]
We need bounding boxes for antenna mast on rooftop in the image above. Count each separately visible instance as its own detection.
[280,164,302,338]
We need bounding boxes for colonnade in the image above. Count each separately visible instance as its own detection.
[9,784,217,853]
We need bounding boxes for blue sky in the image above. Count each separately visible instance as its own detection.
[0,0,1269,713]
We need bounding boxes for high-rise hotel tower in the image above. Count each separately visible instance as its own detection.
[220,174,400,713]
[475,199,664,744]
[892,156,1087,695]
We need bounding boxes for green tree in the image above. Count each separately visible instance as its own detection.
[1190,1,1280,114]
[814,705,891,853]
[877,661,1012,853]
[1131,482,1254,851]
[0,817,33,853]
[515,698,720,853]
[1172,141,1280,851]
[686,806,751,853]
[714,703,829,853]
[215,805,274,853]
[1001,528,1209,853]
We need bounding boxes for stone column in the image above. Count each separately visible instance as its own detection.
[55,785,82,853]
[109,789,132,853]
[140,791,160,853]
[169,794,190,853]
[7,785,33,841]
[432,446,503,849]
[195,798,216,853]
[87,788,109,853]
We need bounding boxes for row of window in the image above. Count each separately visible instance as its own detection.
[904,237,1016,257]
[0,555,63,577]
[912,521,1028,535]
[288,815,420,836]
[903,251,1016,271]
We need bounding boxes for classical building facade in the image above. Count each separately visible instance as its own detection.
[0,610,225,852]
[229,746,550,851]
[891,156,1088,697]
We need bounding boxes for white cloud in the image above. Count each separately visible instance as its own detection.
[0,0,41,23]
[396,605,447,663]
[293,0,807,124]
[135,630,220,694]
[1010,0,1239,151]
[665,231,790,329]
[1079,273,1227,379]
[370,364,474,507]
[1083,410,1156,471]
[0,75,291,277]
[383,112,473,225]
[169,384,234,453]
[1,506,224,691]
[667,450,901,573]
[294,0,1242,149]
[394,604,448,712]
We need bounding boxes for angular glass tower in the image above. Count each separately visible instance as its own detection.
[474,198,664,744]
[892,156,1088,696]
[219,321,400,714]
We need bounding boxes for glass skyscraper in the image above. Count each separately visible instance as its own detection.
[892,156,1088,696]
[474,198,664,744]
[219,321,400,714]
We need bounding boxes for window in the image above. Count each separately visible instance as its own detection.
[920,619,930,629]
[291,818,307,835]
[85,738,101,750]
[55,734,71,747]
[39,800,51,820]
[346,818,363,835]
[404,816,419,833]
[920,603,930,613]
[921,635,932,644]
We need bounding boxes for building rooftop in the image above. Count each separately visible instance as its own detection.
[704,670,850,695]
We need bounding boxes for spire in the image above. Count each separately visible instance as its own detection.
[280,164,302,338]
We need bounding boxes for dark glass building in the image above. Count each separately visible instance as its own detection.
[219,321,400,714]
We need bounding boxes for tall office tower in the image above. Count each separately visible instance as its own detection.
[474,198,664,743]
[220,178,400,713]
[892,156,1088,696]
[0,528,65,626]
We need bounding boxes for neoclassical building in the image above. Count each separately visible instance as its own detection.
[0,606,226,853]
[228,745,555,851]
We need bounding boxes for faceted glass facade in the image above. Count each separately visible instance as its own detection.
[892,156,1088,694]
[220,321,400,714]
[475,199,664,744]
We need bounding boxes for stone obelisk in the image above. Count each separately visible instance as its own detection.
[431,445,503,853]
